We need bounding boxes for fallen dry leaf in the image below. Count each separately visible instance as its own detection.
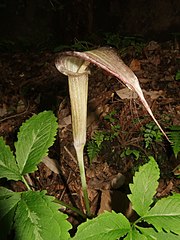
[129,59,141,72]
[143,89,165,100]
[42,156,61,174]
[116,87,138,99]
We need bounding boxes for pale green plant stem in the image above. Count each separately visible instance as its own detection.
[54,198,87,219]
[22,173,87,218]
[75,145,90,216]
[133,216,144,229]
[22,175,31,191]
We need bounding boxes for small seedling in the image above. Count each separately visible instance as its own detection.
[142,122,163,148]
[121,147,140,160]
[87,111,121,163]
[104,110,117,123]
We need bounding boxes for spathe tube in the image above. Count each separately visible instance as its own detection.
[56,56,91,216]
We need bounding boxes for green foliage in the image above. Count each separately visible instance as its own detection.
[0,188,21,240]
[0,138,21,181]
[87,131,104,163]
[143,194,180,235]
[54,39,95,52]
[104,33,145,56]
[73,211,131,240]
[0,187,71,240]
[175,70,180,81]
[168,125,180,158]
[92,131,105,148]
[0,111,71,240]
[87,111,120,163]
[103,110,117,123]
[173,164,180,178]
[136,227,180,239]
[15,111,58,175]
[142,122,163,148]
[120,147,140,160]
[128,157,160,216]
[14,190,71,240]
[73,157,180,239]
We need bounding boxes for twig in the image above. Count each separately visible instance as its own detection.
[0,102,29,123]
[64,146,77,164]
[59,171,72,201]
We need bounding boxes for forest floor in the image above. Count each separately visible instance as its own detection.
[0,40,180,232]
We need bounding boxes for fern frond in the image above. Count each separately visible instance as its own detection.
[168,125,180,158]
[87,141,102,164]
[92,131,105,147]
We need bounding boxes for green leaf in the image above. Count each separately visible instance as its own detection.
[128,157,160,216]
[15,111,58,175]
[124,148,140,160]
[0,187,21,240]
[175,70,180,81]
[143,194,180,235]
[139,227,180,239]
[14,190,71,240]
[0,137,21,181]
[73,211,130,240]
[124,228,147,240]
[167,126,180,158]
[92,131,105,148]
[0,186,16,199]
[87,141,101,163]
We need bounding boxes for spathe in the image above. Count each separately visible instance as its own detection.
[56,47,169,141]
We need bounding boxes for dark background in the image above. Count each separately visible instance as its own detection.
[0,0,180,49]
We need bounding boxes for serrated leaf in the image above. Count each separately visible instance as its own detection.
[0,137,21,181]
[167,126,180,158]
[124,228,147,240]
[128,157,160,216]
[170,193,180,200]
[0,187,21,240]
[125,226,180,240]
[73,211,130,240]
[0,186,15,199]
[14,190,71,240]
[15,111,58,175]
[143,194,180,235]
[139,227,180,239]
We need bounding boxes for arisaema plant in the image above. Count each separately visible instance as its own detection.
[55,47,169,217]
